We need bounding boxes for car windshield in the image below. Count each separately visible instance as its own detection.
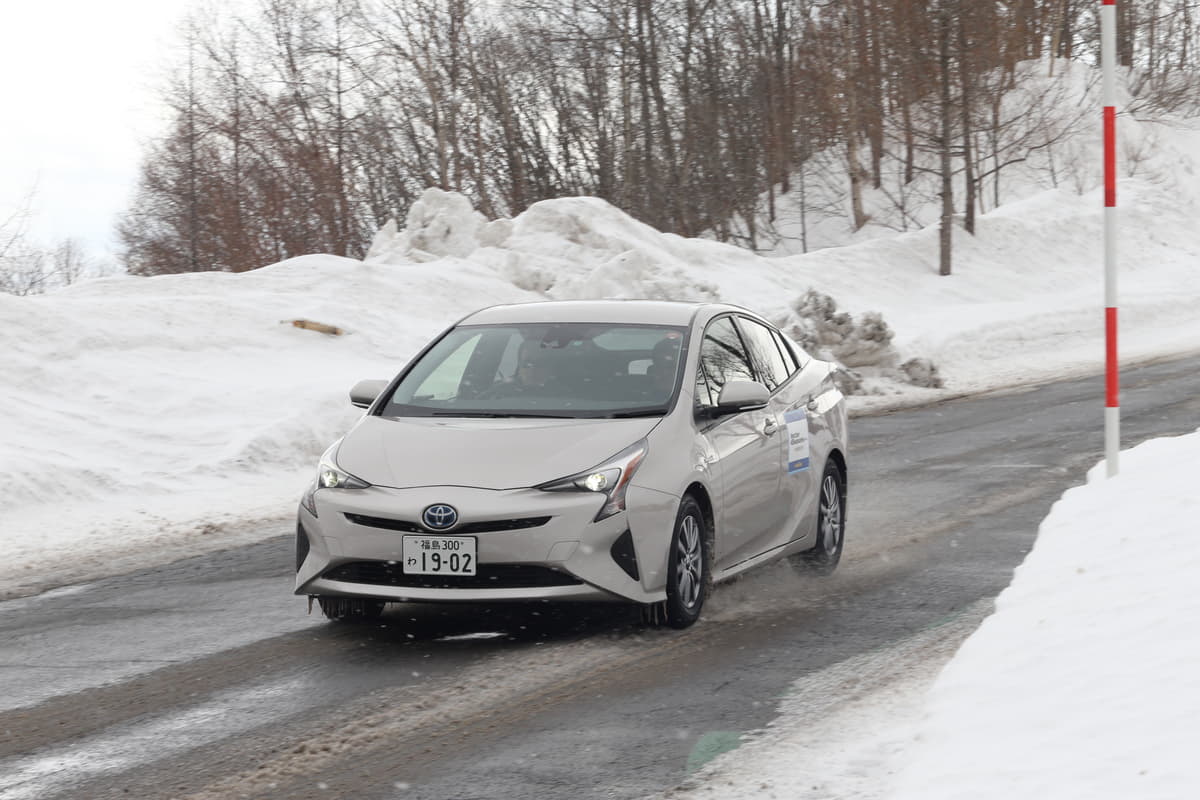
[379,323,688,418]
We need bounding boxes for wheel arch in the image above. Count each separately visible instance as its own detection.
[826,448,848,486]
[683,481,716,547]
[826,447,848,515]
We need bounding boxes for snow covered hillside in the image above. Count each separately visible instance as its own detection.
[3,77,1200,597]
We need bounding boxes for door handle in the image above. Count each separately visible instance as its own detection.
[762,417,778,436]
[806,396,819,412]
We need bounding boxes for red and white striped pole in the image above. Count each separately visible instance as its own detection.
[1102,0,1119,477]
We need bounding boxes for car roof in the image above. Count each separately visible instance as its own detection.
[458,300,751,327]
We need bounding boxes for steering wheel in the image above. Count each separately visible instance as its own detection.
[475,380,523,401]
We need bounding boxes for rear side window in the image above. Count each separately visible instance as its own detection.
[737,317,791,391]
[771,328,804,373]
[697,317,755,406]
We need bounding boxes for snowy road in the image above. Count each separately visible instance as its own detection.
[2,354,1198,800]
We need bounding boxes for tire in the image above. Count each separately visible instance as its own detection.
[795,461,846,576]
[658,495,710,629]
[317,595,386,622]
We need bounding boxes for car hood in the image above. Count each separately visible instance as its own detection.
[335,414,662,490]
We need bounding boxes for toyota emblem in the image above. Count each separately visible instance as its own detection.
[422,504,459,530]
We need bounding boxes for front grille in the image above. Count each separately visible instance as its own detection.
[344,513,551,534]
[322,561,583,589]
[458,517,552,533]
[344,513,422,532]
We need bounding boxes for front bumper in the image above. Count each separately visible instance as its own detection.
[295,483,678,604]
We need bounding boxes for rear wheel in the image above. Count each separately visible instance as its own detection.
[316,595,386,622]
[794,461,846,576]
[651,495,709,629]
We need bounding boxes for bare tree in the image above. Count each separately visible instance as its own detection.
[52,239,90,287]
[0,193,96,295]
[0,192,50,296]
[116,0,1197,276]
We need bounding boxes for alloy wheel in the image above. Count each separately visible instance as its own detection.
[676,514,703,609]
[820,473,843,555]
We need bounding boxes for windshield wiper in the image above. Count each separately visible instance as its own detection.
[428,411,507,417]
[601,409,666,419]
[429,411,576,418]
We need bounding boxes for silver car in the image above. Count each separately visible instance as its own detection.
[295,300,848,628]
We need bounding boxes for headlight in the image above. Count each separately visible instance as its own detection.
[302,442,370,517]
[539,439,647,521]
[318,461,370,490]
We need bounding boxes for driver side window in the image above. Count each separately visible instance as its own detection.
[696,317,756,408]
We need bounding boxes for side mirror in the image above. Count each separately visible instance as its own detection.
[712,380,770,416]
[349,379,389,409]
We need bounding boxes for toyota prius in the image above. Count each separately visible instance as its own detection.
[295,300,848,628]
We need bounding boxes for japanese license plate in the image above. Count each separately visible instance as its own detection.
[402,536,477,576]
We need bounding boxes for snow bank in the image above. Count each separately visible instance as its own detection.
[887,429,1200,800]
[366,188,511,261]
[654,431,1200,800]
[4,83,1200,594]
[0,256,540,596]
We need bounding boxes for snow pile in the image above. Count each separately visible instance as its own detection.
[367,192,933,393]
[478,196,724,303]
[655,431,1200,800]
[0,256,540,597]
[886,430,1200,800]
[367,190,724,302]
[366,188,512,262]
[777,289,944,393]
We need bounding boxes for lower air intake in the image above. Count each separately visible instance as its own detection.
[322,561,582,589]
[296,523,311,571]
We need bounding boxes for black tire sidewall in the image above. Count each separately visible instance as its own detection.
[664,496,709,629]
[803,461,846,574]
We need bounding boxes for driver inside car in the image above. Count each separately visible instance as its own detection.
[480,338,561,399]
[647,336,681,395]
[515,339,553,389]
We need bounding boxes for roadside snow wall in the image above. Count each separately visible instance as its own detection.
[367,188,924,393]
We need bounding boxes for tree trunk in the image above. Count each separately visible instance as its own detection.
[901,82,915,185]
[959,10,976,235]
[776,0,791,194]
[938,5,954,276]
[635,0,658,226]
[847,132,868,231]
[863,0,884,189]
[645,0,679,231]
[1118,0,1136,66]
[798,133,808,253]
[187,40,200,273]
[845,9,869,233]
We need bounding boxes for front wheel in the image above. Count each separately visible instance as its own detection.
[316,595,385,622]
[656,495,710,629]
[793,461,846,576]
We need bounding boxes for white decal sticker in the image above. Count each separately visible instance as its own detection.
[784,408,811,473]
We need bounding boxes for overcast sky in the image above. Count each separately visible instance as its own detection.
[0,1,196,267]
